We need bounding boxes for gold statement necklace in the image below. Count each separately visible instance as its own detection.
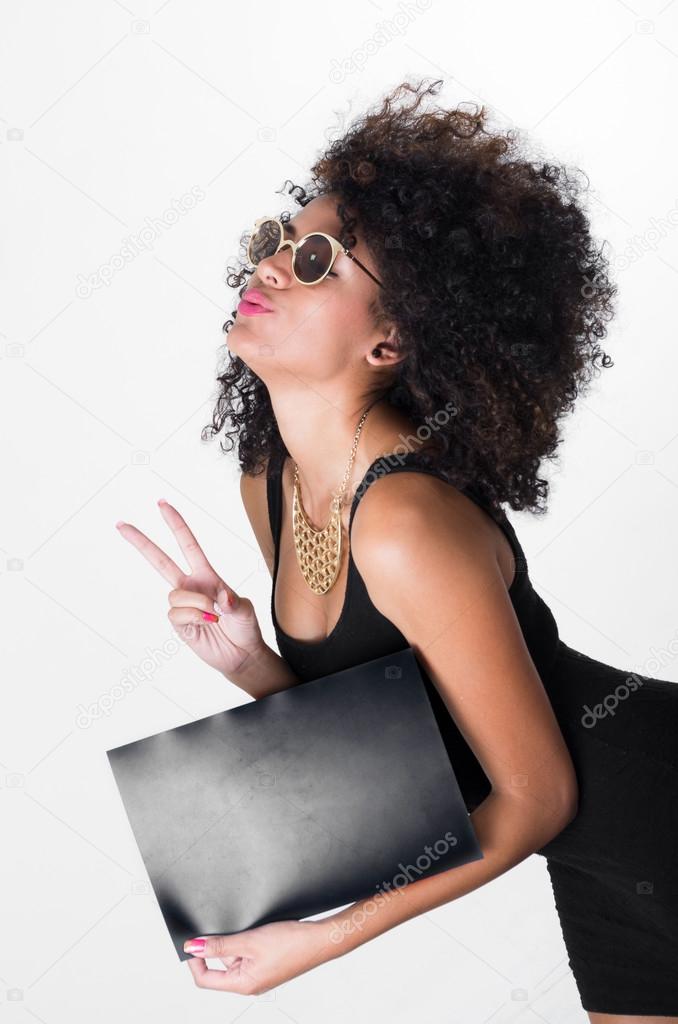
[292,404,377,596]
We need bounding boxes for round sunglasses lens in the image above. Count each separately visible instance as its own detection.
[248,220,281,264]
[294,234,333,283]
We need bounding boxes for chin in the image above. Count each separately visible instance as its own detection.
[226,329,275,370]
[224,319,249,352]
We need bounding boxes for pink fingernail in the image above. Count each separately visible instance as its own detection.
[185,938,206,953]
[202,612,218,623]
[115,521,125,529]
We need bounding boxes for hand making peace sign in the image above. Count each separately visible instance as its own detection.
[116,499,266,680]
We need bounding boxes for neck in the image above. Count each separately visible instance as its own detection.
[268,388,402,521]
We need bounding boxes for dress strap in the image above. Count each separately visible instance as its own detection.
[265,449,285,551]
[348,450,451,534]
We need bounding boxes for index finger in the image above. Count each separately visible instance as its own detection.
[185,955,251,992]
[116,521,184,587]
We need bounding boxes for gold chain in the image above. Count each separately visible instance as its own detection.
[292,404,377,596]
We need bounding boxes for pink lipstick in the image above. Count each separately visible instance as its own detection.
[238,287,275,316]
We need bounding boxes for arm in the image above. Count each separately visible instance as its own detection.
[318,473,578,957]
[223,641,300,700]
[322,788,574,954]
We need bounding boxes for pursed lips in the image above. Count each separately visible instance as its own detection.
[239,288,275,313]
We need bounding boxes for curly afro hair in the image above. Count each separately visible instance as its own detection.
[202,77,617,515]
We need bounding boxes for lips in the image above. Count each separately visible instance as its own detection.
[240,287,274,312]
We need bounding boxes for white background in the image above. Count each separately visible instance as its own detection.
[2,0,678,1020]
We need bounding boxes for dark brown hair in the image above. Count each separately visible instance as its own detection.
[202,77,617,514]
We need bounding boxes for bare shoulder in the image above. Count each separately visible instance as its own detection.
[239,457,275,577]
[350,469,510,590]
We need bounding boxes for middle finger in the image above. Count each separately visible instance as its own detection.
[157,499,212,574]
[116,522,184,587]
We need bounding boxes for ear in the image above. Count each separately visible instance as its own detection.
[366,325,405,369]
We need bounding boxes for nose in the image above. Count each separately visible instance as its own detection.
[255,242,295,289]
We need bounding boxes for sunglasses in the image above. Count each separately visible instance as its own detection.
[246,216,384,288]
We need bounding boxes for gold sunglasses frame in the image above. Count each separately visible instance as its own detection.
[246,216,384,288]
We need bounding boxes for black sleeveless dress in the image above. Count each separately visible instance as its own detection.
[266,448,678,1016]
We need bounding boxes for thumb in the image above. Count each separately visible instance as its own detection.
[215,585,239,615]
[184,934,242,958]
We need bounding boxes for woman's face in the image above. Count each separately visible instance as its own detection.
[227,194,394,385]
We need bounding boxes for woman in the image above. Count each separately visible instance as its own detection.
[116,79,678,1019]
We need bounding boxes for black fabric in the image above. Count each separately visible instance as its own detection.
[267,448,678,1015]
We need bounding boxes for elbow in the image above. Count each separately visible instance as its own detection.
[535,788,579,852]
[559,785,579,828]
[516,778,580,844]
[487,766,580,850]
[559,761,580,827]
[547,779,579,837]
[545,757,579,833]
